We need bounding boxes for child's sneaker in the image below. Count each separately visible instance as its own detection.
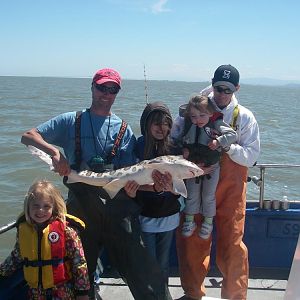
[182,221,196,237]
[198,222,213,239]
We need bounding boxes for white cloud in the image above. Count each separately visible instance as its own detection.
[151,0,171,14]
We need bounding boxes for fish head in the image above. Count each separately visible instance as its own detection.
[174,157,204,178]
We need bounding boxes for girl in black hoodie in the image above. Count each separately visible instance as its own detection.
[135,102,181,283]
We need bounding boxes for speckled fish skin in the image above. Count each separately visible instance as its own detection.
[67,155,203,199]
[27,146,203,199]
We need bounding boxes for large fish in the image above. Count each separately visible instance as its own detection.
[28,145,203,198]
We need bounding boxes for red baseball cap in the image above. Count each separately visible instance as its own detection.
[92,68,121,88]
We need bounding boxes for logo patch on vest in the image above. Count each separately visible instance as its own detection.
[48,231,60,243]
[204,126,219,139]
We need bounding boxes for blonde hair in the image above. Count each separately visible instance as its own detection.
[185,95,216,117]
[24,180,66,224]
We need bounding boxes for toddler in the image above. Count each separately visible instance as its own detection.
[173,95,237,239]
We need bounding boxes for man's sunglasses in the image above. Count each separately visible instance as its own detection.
[215,86,233,95]
[94,84,120,95]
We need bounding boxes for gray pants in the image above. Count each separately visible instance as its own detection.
[184,163,220,217]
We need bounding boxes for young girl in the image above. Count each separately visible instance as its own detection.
[173,95,237,239]
[134,102,181,282]
[0,180,90,299]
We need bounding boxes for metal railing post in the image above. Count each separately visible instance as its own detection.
[259,167,265,209]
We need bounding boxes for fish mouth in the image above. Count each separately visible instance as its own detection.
[190,170,196,177]
[190,169,202,177]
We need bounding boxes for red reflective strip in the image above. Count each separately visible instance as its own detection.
[210,112,223,122]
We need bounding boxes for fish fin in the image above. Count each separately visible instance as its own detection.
[172,179,187,198]
[145,162,170,171]
[103,179,124,199]
[146,159,169,169]
[27,145,54,170]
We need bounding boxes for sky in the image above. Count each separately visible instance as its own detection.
[1,0,300,82]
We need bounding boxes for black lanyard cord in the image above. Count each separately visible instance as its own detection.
[88,109,111,157]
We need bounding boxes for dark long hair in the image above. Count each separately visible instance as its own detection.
[144,110,172,159]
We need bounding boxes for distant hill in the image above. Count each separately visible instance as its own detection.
[242,77,300,86]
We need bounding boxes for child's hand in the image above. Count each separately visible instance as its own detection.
[161,172,173,193]
[199,164,217,175]
[182,148,190,159]
[124,180,139,198]
[208,139,219,150]
[152,170,173,193]
[152,170,164,192]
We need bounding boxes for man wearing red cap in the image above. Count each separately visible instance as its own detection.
[173,65,260,300]
[21,68,172,300]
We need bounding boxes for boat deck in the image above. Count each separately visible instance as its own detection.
[96,268,287,300]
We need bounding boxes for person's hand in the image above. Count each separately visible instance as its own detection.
[208,139,220,150]
[182,148,190,160]
[51,151,71,176]
[197,163,217,175]
[124,180,139,198]
[161,172,173,192]
[152,170,173,193]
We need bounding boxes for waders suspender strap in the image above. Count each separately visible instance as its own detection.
[230,105,239,130]
[74,111,128,167]
[110,120,127,158]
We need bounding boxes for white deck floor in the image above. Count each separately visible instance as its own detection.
[96,275,287,300]
[94,234,300,300]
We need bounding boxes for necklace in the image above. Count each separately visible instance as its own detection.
[88,109,111,158]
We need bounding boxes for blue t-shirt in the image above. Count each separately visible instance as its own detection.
[37,109,136,169]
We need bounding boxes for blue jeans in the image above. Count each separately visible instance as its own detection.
[142,230,175,282]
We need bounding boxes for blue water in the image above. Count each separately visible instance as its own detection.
[0,76,299,260]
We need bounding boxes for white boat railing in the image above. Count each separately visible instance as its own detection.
[249,164,300,209]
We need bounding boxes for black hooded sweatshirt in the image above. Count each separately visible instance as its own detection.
[134,102,181,218]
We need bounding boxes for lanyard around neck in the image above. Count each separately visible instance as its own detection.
[87,109,111,157]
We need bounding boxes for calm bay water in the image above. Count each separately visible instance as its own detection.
[0,76,299,260]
